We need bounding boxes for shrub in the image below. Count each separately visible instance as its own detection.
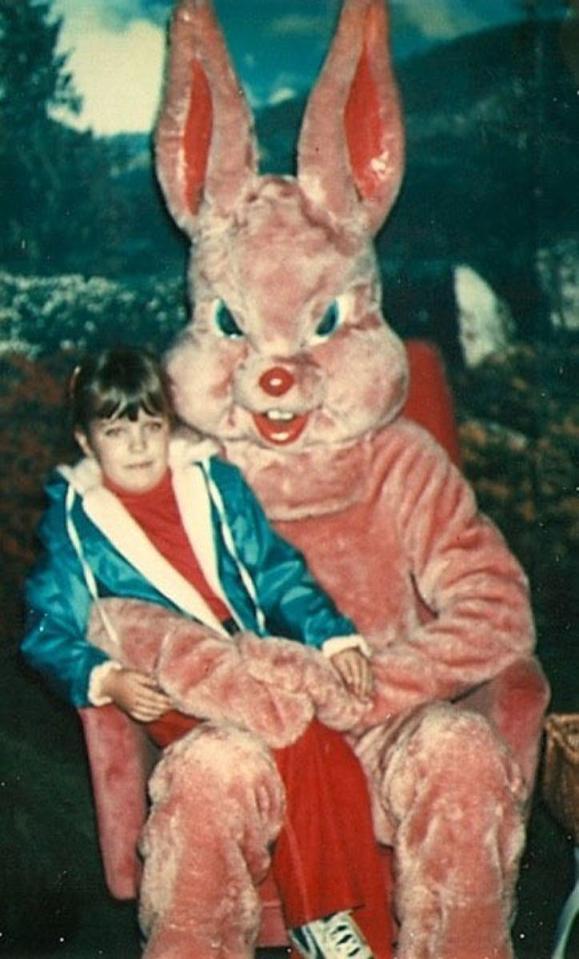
[0,271,188,358]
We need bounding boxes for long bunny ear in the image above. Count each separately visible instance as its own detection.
[298,0,404,235]
[155,0,258,236]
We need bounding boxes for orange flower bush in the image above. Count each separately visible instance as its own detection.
[453,343,578,647]
[0,272,186,647]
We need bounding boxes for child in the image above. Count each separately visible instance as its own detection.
[22,347,393,959]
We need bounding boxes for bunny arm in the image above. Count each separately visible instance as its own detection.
[375,426,534,694]
[232,420,536,725]
[87,598,364,749]
[238,631,367,733]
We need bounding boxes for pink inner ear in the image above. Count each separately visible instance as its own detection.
[184,60,213,214]
[344,39,383,201]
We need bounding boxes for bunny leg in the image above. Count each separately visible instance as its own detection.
[138,723,285,959]
[367,703,525,959]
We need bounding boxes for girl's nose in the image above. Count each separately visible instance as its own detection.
[129,425,147,451]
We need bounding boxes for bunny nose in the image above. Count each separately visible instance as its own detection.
[259,366,295,397]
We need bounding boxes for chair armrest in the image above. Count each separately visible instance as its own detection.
[79,704,158,899]
[460,657,551,790]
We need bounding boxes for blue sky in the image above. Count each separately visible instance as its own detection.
[53,0,566,135]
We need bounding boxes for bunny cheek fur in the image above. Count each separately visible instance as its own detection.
[167,183,409,450]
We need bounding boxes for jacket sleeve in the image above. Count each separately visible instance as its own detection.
[21,534,111,708]
[365,430,536,716]
[223,466,359,648]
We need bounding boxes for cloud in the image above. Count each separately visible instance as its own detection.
[99,0,170,31]
[56,5,166,134]
[391,0,487,42]
[268,14,328,38]
[57,0,170,31]
[268,85,298,106]
[238,77,298,111]
[264,69,303,107]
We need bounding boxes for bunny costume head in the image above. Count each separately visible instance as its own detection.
[160,0,409,461]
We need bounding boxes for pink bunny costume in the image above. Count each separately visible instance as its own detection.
[113,1,550,957]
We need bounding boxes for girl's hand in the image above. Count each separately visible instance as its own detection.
[330,648,374,701]
[102,668,173,722]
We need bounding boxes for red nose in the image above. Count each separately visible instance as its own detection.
[259,366,295,397]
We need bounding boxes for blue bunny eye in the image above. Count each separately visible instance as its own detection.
[315,300,341,338]
[215,301,243,338]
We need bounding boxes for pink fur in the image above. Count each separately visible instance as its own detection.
[88,598,366,749]
[298,0,404,232]
[139,723,285,958]
[155,0,259,232]
[374,705,526,959]
[115,0,552,955]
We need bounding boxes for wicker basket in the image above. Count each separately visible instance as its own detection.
[543,713,579,843]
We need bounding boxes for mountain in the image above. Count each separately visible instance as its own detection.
[374,19,579,343]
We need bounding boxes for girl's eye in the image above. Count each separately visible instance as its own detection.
[315,300,341,339]
[215,301,244,339]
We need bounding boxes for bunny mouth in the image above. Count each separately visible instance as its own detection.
[252,409,309,445]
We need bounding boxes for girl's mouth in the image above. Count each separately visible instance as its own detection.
[252,410,309,445]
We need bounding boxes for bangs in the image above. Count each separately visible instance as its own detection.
[92,387,168,423]
[70,348,174,432]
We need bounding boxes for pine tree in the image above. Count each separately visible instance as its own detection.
[0,0,80,268]
[0,0,80,125]
[0,0,129,275]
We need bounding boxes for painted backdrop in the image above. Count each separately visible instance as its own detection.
[0,2,577,957]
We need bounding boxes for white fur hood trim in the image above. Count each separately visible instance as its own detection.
[58,433,231,635]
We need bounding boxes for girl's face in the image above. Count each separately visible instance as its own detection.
[76,409,171,494]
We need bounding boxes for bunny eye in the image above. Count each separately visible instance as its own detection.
[214,301,244,339]
[314,300,341,339]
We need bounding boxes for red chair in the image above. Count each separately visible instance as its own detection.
[402,339,462,466]
[78,340,547,950]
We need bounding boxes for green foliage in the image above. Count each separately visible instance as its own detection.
[0,271,187,357]
[0,0,80,122]
[0,0,75,266]
[0,0,138,275]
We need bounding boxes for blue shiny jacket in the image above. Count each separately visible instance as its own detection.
[22,452,357,707]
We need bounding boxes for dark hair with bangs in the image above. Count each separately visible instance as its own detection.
[69,348,173,434]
